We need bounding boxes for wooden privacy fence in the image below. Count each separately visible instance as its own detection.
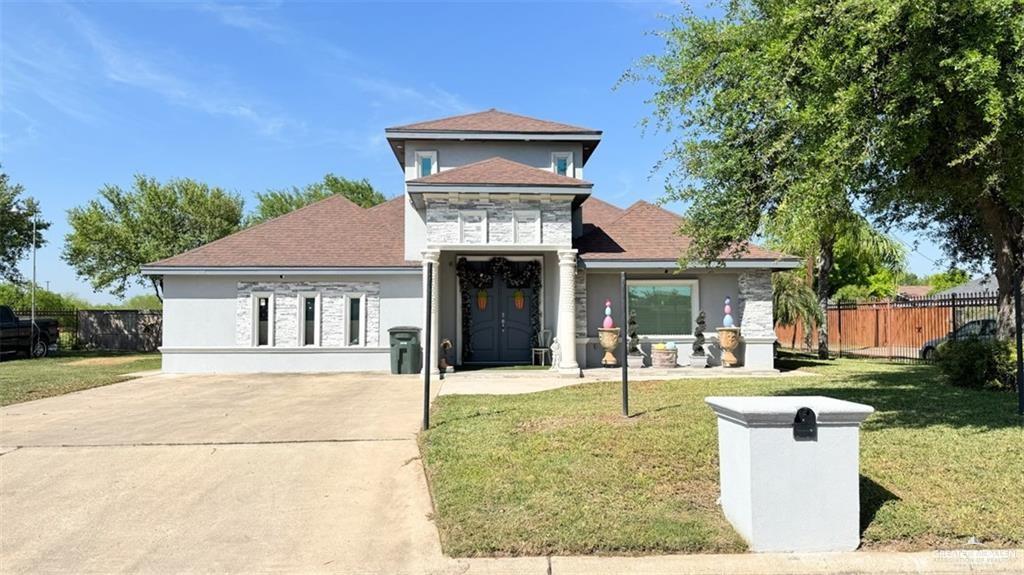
[14,308,162,352]
[775,292,998,361]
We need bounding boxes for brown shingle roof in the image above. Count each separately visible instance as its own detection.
[147,195,415,268]
[898,285,932,298]
[407,157,592,188]
[578,200,793,262]
[386,109,600,134]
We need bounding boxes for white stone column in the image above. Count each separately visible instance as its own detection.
[422,250,441,375]
[738,270,776,370]
[556,249,579,373]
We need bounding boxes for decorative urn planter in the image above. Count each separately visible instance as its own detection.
[598,328,621,367]
[717,327,741,367]
[651,345,678,368]
[597,299,620,367]
[690,353,709,368]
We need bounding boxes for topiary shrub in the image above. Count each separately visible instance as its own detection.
[934,339,1018,391]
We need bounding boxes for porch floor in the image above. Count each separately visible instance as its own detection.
[436,364,814,396]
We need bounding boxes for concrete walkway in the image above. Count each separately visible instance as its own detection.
[438,365,814,396]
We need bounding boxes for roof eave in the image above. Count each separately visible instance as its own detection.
[579,258,803,270]
[142,265,421,276]
[406,184,592,209]
[385,131,603,168]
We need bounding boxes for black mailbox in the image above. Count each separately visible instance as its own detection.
[793,407,817,441]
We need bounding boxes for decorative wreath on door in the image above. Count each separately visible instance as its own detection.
[455,257,542,361]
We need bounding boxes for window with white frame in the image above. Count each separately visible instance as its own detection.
[513,209,541,244]
[415,151,438,178]
[626,280,699,337]
[345,294,366,346]
[252,293,274,346]
[297,292,321,346]
[459,210,487,244]
[552,152,574,177]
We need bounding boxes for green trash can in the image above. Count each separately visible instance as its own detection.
[388,326,422,374]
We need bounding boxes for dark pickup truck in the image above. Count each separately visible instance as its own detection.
[0,305,60,359]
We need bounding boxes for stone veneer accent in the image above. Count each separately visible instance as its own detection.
[738,270,774,339]
[236,281,380,347]
[426,198,572,246]
[575,267,587,337]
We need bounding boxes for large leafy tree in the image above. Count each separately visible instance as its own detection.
[248,174,385,224]
[63,175,244,300]
[632,1,893,357]
[841,0,1023,338]
[0,170,50,283]
[635,0,1022,346]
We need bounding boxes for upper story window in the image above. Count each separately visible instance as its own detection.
[552,152,574,177]
[416,151,438,178]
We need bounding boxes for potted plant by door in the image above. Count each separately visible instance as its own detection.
[651,342,678,368]
[690,311,709,368]
[626,311,646,368]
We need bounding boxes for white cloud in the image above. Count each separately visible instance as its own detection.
[59,3,301,137]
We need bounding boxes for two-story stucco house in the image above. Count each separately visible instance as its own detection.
[143,110,799,373]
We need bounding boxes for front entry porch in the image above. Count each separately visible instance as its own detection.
[421,249,579,374]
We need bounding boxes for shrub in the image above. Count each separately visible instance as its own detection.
[934,338,1018,391]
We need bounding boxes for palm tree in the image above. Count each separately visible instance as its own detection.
[773,271,822,350]
[768,203,905,358]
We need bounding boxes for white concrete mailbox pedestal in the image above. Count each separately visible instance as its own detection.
[705,396,874,552]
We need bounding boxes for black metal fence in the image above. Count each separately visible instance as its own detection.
[777,291,999,363]
[12,308,162,352]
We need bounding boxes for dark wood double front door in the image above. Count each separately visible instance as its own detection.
[467,274,534,364]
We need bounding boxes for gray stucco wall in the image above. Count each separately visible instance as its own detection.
[579,270,773,369]
[403,140,586,180]
[162,273,421,350]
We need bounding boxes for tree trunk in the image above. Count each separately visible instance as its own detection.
[151,277,164,302]
[977,195,1022,340]
[804,254,815,351]
[816,237,835,359]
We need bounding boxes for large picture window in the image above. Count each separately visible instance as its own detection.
[627,280,699,337]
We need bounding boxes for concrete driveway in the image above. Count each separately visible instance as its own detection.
[0,372,499,574]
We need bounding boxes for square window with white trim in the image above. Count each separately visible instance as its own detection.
[298,293,321,346]
[552,152,574,177]
[252,293,274,347]
[626,280,700,337]
[415,151,438,178]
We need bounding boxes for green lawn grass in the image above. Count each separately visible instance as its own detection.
[420,356,1023,556]
[0,351,160,406]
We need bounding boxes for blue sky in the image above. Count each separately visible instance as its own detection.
[1,1,947,303]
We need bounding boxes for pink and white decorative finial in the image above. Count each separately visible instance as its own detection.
[603,299,615,329]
